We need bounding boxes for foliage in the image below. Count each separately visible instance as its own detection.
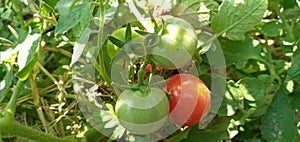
[0,0,299,141]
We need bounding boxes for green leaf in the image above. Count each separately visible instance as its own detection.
[261,87,299,142]
[80,125,106,142]
[282,0,298,9]
[113,3,136,27]
[70,27,91,66]
[1,8,13,20]
[166,130,190,142]
[288,92,300,110]
[55,0,94,34]
[282,7,300,21]
[0,63,13,103]
[40,0,59,16]
[218,81,241,116]
[286,46,300,81]
[0,48,18,64]
[293,19,300,41]
[261,21,283,37]
[238,77,265,102]
[16,33,41,81]
[171,0,219,27]
[42,0,58,9]
[219,35,262,67]
[211,0,268,40]
[108,36,125,48]
[99,109,125,140]
[109,125,126,141]
[125,23,132,42]
[182,121,231,142]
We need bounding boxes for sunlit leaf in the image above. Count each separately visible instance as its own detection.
[239,78,265,102]
[16,33,41,81]
[70,27,91,66]
[211,0,268,40]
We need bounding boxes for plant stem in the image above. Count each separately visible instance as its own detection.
[254,57,282,83]
[0,119,69,142]
[273,7,295,40]
[238,108,256,125]
[12,0,25,28]
[30,70,55,134]
[138,56,151,87]
[194,51,204,75]
[148,63,155,85]
[95,0,117,95]
[4,80,25,120]
[37,62,57,83]
[36,62,68,136]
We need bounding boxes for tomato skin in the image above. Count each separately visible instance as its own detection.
[115,88,169,135]
[107,28,144,59]
[166,74,210,126]
[149,16,198,70]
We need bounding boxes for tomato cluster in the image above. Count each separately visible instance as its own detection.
[108,16,211,135]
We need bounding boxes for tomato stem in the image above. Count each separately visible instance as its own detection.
[0,118,69,142]
[4,80,25,120]
[253,57,282,83]
[95,0,117,95]
[148,63,156,84]
[194,52,204,75]
[138,56,151,87]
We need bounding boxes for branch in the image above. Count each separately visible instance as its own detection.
[0,119,69,142]
[4,80,25,120]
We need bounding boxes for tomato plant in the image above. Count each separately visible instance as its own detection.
[1,0,300,142]
[149,16,198,70]
[115,87,169,135]
[166,74,211,126]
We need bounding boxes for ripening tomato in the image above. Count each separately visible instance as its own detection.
[166,74,211,126]
[115,87,169,135]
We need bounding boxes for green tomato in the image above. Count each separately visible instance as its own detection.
[149,16,198,70]
[115,87,169,135]
[107,28,144,59]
